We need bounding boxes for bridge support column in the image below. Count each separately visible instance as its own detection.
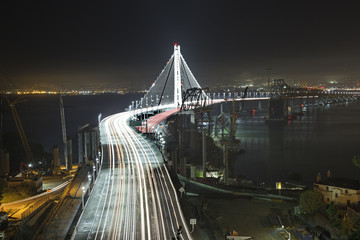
[1,151,9,176]
[182,157,187,178]
[202,130,206,178]
[223,143,228,185]
[52,146,60,172]
[172,150,178,173]
[269,98,286,120]
[66,138,72,171]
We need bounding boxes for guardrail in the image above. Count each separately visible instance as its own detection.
[2,180,69,209]
[2,180,70,220]
[20,194,50,219]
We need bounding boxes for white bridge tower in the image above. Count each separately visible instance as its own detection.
[139,44,205,108]
[173,44,182,107]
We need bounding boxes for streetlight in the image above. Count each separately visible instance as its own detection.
[88,172,92,191]
[278,216,291,240]
[82,186,85,210]
[281,225,291,240]
[179,187,185,198]
[95,157,99,172]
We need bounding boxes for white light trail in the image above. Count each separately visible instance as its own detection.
[74,105,191,240]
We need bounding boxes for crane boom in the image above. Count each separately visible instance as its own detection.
[60,95,68,169]
[5,96,34,164]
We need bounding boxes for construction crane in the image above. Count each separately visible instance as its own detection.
[0,73,19,164]
[59,95,68,170]
[5,96,34,164]
[1,95,3,160]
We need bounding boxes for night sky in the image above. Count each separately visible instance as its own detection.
[1,0,360,91]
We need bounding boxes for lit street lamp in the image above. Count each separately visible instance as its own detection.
[281,225,291,240]
[95,157,99,172]
[92,165,96,181]
[278,216,291,240]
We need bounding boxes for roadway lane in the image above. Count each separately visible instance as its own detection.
[73,108,191,240]
[42,165,92,240]
[138,108,179,133]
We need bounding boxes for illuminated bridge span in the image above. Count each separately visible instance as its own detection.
[72,45,199,240]
[72,45,360,240]
[138,44,207,108]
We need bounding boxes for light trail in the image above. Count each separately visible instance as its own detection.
[73,99,275,240]
[137,108,179,133]
[73,105,191,240]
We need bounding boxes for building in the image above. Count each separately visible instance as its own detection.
[314,177,360,210]
[7,176,43,193]
[78,124,99,164]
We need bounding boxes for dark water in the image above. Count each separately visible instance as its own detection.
[3,94,360,184]
[234,101,360,185]
[2,93,142,163]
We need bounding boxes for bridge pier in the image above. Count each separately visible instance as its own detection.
[222,143,228,185]
[78,124,100,165]
[181,157,187,177]
[269,98,287,120]
[202,130,207,178]
[171,150,178,173]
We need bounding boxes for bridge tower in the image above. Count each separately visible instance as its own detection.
[138,44,206,108]
[173,44,182,107]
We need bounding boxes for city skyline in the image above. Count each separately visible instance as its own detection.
[1,1,360,91]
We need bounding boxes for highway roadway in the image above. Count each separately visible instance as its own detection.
[137,108,179,133]
[73,107,191,240]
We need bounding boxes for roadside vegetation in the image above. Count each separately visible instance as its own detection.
[299,190,360,239]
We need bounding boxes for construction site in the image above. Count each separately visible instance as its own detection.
[0,93,100,239]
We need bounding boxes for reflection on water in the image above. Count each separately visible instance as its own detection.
[4,95,360,184]
[234,101,360,185]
